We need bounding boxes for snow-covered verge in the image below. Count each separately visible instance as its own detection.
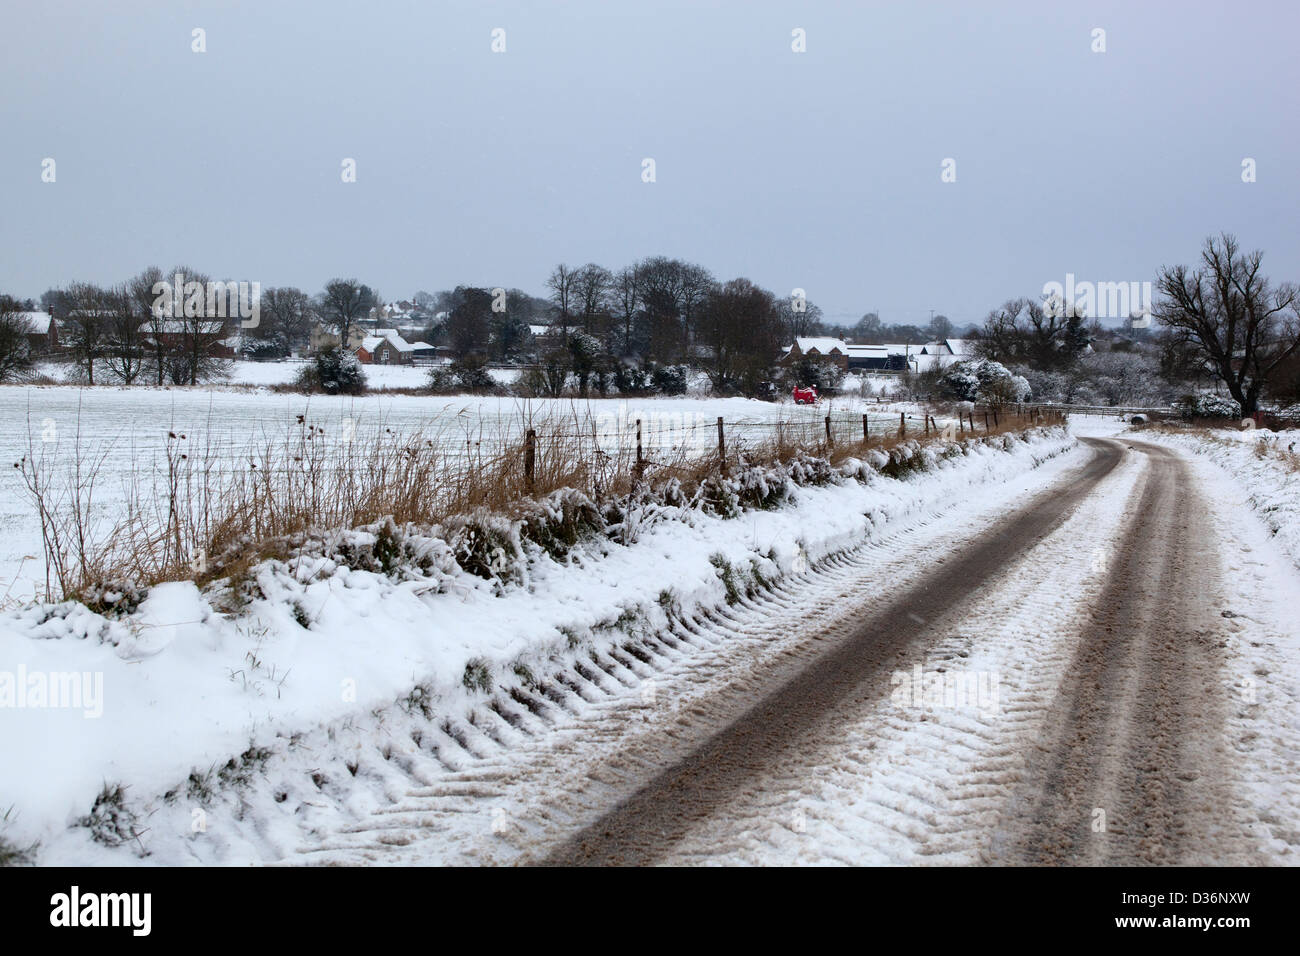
[0,427,1074,864]
[1180,441,1300,863]
[1132,425,1300,570]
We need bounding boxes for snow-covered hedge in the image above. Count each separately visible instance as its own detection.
[1174,393,1242,419]
[939,359,1031,405]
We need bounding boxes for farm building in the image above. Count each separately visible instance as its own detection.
[354,328,435,365]
[778,337,914,371]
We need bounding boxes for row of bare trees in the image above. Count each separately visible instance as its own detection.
[973,298,1093,372]
[543,257,830,365]
[968,236,1299,413]
[20,272,385,385]
[40,267,232,385]
[9,236,1292,409]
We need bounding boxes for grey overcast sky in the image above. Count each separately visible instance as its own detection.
[1,0,1297,327]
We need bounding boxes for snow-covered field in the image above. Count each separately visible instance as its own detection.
[0,381,918,604]
[0,422,1071,863]
[226,359,520,390]
[31,357,905,398]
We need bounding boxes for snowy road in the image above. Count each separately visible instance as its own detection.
[295,432,1294,865]
[992,440,1239,865]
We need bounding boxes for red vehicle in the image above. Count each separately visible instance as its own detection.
[792,385,819,405]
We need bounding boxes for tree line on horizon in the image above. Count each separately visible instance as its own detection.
[0,235,1295,411]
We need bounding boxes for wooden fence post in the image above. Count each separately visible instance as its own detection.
[825,413,832,446]
[635,418,643,476]
[862,413,869,446]
[717,416,726,473]
[524,429,536,487]
[899,412,906,437]
[924,415,930,436]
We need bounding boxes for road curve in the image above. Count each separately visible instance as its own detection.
[539,439,1125,865]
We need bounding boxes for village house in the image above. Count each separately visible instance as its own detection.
[353,328,435,365]
[16,311,60,354]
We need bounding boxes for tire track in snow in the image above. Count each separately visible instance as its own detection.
[655,439,1261,866]
[993,439,1253,865]
[292,438,1092,864]
[637,438,1151,864]
[532,441,1124,865]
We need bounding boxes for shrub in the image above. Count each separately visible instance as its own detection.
[429,356,498,394]
[296,347,366,395]
[443,513,521,583]
[401,683,435,719]
[650,364,689,396]
[0,833,37,866]
[518,489,604,561]
[243,338,287,361]
[613,362,653,395]
[939,359,1030,405]
[1175,393,1241,419]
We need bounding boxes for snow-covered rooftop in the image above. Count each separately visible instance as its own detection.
[16,311,54,334]
[793,336,847,354]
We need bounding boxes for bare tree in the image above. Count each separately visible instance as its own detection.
[698,278,780,393]
[610,266,640,356]
[62,282,109,385]
[926,314,955,341]
[124,267,172,385]
[255,287,316,355]
[849,312,883,343]
[545,264,578,343]
[572,263,613,334]
[165,266,228,385]
[635,257,713,362]
[974,297,1079,370]
[677,262,714,355]
[1155,234,1300,415]
[101,285,146,383]
[318,278,377,347]
[774,294,825,343]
